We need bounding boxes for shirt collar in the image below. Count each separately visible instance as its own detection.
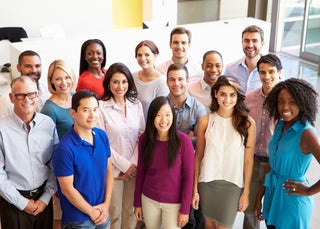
[167,95,191,110]
[200,78,211,92]
[291,120,304,132]
[168,95,192,110]
[184,95,193,108]
[240,56,260,72]
[69,126,97,146]
[12,111,37,129]
[259,87,267,98]
[240,57,247,68]
[279,119,304,133]
[101,97,131,110]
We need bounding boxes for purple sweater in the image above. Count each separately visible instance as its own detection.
[134,131,194,214]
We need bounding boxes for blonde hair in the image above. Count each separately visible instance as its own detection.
[47,59,76,94]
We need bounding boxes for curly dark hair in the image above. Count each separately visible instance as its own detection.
[210,75,250,146]
[264,78,318,126]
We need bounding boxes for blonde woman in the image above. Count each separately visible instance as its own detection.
[41,59,76,228]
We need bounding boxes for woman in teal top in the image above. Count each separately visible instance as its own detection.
[254,78,320,229]
[41,59,76,139]
[42,100,74,139]
[41,59,76,229]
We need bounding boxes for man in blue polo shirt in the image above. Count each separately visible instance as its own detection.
[53,90,114,228]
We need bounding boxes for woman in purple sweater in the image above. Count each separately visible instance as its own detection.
[134,96,194,229]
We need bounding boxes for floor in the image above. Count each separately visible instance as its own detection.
[233,52,320,229]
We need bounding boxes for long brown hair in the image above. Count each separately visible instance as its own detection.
[210,76,250,146]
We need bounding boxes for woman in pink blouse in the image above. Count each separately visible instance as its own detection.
[97,62,145,229]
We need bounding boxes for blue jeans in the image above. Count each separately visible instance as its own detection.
[62,217,111,229]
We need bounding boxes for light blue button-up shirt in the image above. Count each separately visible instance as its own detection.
[224,57,262,92]
[167,95,206,147]
[0,112,58,210]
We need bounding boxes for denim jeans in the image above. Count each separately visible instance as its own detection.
[62,216,111,229]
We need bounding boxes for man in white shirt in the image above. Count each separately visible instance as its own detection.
[157,26,202,83]
[188,50,224,112]
[0,50,50,119]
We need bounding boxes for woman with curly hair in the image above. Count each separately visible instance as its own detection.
[254,78,320,229]
[192,76,256,229]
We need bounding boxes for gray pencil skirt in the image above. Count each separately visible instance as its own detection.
[198,180,242,228]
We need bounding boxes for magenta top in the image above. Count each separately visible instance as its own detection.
[134,131,194,214]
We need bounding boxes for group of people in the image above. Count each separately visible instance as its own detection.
[0,23,319,229]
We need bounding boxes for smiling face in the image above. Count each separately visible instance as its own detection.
[71,97,99,132]
[154,103,173,138]
[17,55,42,82]
[277,88,300,126]
[167,69,188,98]
[202,53,223,87]
[215,85,237,114]
[85,42,104,69]
[170,33,190,60]
[10,77,39,121]
[136,45,157,70]
[51,68,73,95]
[258,62,281,95]
[109,72,128,100]
[242,32,264,59]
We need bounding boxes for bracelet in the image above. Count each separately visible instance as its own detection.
[193,192,199,196]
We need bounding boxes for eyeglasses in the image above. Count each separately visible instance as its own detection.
[12,91,38,100]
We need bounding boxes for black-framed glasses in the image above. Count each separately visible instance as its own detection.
[12,91,38,100]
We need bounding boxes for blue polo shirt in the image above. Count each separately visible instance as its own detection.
[53,127,111,222]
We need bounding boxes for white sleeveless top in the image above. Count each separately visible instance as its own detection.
[198,112,245,187]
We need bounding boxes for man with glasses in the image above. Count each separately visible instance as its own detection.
[0,50,50,119]
[0,76,59,229]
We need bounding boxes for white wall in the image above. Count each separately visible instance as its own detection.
[143,0,177,28]
[219,0,249,19]
[7,17,271,86]
[177,0,249,24]
[0,0,112,38]
[178,0,219,24]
